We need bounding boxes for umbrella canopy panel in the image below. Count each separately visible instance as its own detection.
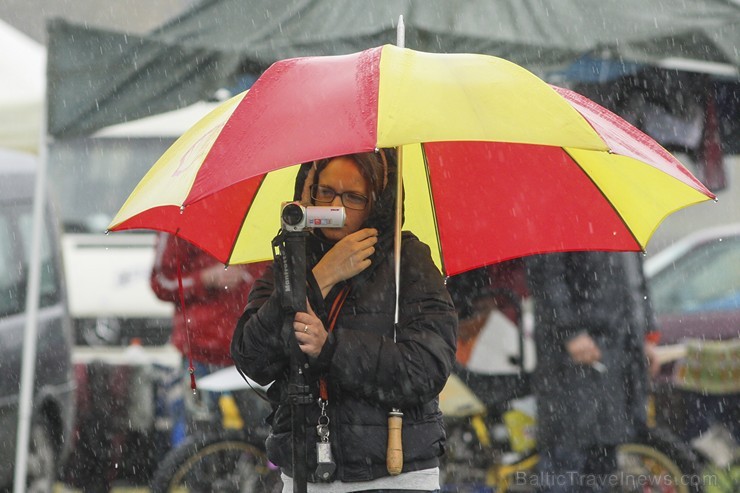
[413,140,712,275]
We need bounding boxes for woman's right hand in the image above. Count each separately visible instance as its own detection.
[566,332,602,365]
[313,228,378,296]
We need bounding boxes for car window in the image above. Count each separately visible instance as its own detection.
[650,237,740,315]
[18,212,60,308]
[0,213,24,317]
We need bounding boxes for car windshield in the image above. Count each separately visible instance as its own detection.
[47,137,174,233]
[649,236,740,315]
[0,200,59,317]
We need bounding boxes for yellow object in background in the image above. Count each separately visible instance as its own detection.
[219,394,244,430]
[503,409,536,453]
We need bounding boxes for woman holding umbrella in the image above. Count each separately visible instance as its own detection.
[231,148,457,492]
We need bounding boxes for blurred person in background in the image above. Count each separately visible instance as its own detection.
[151,232,268,445]
[446,260,533,408]
[525,251,659,493]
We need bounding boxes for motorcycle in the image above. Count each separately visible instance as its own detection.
[439,369,702,493]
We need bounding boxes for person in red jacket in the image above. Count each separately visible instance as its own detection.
[150,232,268,444]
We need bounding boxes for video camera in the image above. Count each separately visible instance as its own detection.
[280,202,346,232]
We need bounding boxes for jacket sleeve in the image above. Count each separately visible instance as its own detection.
[230,263,290,385]
[527,252,643,347]
[329,237,458,409]
[525,252,583,344]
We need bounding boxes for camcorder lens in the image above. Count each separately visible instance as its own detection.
[281,203,305,226]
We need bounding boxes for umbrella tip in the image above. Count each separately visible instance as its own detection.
[397,15,405,48]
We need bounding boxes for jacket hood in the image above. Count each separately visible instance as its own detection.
[292,149,402,241]
[291,150,402,287]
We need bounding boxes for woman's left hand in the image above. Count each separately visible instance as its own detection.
[293,301,328,358]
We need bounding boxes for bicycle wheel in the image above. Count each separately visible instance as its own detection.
[617,427,702,493]
[150,429,282,493]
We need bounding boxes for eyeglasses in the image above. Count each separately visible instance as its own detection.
[310,184,369,210]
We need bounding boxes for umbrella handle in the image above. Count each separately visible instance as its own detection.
[386,409,403,475]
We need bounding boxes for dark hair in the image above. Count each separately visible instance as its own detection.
[314,149,396,206]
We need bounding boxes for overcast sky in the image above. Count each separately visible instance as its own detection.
[0,0,197,43]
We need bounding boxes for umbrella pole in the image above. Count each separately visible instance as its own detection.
[393,144,403,330]
[386,14,405,477]
[393,14,405,330]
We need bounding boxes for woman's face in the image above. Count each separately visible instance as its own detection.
[316,156,371,241]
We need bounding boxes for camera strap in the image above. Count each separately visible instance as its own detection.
[313,285,350,482]
[319,285,350,401]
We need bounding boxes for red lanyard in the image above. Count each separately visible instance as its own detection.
[319,285,350,401]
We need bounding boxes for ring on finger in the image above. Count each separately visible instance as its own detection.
[303,324,309,333]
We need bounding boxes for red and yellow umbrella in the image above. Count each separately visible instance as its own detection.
[109,44,714,276]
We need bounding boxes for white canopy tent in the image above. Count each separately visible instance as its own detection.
[0,19,45,154]
[0,19,48,492]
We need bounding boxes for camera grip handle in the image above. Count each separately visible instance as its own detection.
[386,410,403,475]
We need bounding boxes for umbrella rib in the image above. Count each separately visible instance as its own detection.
[419,144,446,274]
[562,148,643,252]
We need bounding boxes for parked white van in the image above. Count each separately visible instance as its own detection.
[46,103,217,346]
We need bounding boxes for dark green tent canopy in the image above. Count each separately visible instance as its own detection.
[46,0,740,137]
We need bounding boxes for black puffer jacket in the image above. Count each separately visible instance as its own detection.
[526,251,654,450]
[231,156,457,482]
